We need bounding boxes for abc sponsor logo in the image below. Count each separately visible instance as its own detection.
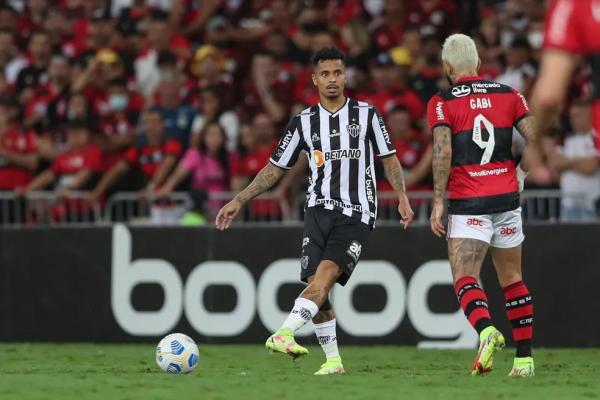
[500,226,517,236]
[466,218,484,227]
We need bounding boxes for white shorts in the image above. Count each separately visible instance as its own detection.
[447,207,524,249]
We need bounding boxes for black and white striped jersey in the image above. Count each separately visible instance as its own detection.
[270,98,396,228]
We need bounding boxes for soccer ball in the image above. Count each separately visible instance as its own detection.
[155,333,200,374]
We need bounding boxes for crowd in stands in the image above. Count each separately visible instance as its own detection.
[0,0,598,223]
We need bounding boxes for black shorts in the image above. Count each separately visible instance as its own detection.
[300,207,371,286]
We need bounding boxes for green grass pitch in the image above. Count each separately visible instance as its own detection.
[0,344,598,400]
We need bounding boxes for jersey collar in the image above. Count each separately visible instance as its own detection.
[455,76,482,84]
[318,97,348,117]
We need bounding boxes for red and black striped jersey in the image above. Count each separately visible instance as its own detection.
[544,0,600,151]
[427,76,529,215]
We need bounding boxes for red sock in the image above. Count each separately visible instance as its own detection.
[504,281,533,357]
[454,276,493,334]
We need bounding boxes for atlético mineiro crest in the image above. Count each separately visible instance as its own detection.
[346,123,361,138]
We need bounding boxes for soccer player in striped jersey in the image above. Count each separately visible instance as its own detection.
[216,47,414,375]
[428,34,536,377]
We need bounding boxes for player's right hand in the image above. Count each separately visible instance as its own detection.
[429,200,446,238]
[215,199,242,231]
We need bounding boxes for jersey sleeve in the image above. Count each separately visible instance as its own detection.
[427,94,452,131]
[512,89,530,126]
[85,146,103,173]
[369,107,396,157]
[543,0,582,53]
[270,116,305,169]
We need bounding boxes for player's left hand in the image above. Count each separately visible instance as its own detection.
[397,192,414,229]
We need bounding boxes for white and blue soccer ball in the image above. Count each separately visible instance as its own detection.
[155,333,200,374]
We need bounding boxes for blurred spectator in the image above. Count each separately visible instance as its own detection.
[98,77,144,170]
[134,11,190,97]
[72,48,126,118]
[243,50,292,124]
[550,100,600,221]
[187,45,234,110]
[190,86,239,152]
[407,34,444,103]
[231,113,277,191]
[156,122,230,214]
[15,30,51,105]
[406,0,459,38]
[20,119,101,194]
[371,0,406,52]
[496,36,535,96]
[0,94,38,190]
[23,54,71,132]
[357,51,425,119]
[89,109,181,201]
[179,189,208,226]
[379,106,432,191]
[152,73,197,147]
[0,29,27,84]
[339,19,371,89]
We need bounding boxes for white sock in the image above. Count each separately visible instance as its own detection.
[281,298,319,332]
[314,318,340,360]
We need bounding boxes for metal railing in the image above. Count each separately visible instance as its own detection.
[0,189,593,227]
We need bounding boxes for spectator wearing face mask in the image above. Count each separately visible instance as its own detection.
[98,77,144,170]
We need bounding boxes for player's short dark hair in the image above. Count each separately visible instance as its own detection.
[311,47,346,67]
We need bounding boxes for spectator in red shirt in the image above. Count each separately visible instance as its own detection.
[406,0,459,39]
[371,0,407,52]
[357,51,425,120]
[98,77,143,170]
[0,94,38,191]
[385,106,432,190]
[24,54,71,132]
[71,48,126,119]
[89,108,181,201]
[242,50,292,124]
[20,119,102,194]
[231,112,278,191]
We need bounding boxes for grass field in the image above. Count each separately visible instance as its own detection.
[0,344,599,400]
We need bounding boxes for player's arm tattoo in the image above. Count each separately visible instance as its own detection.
[432,125,452,203]
[515,116,536,145]
[448,238,489,277]
[381,155,407,196]
[233,162,285,205]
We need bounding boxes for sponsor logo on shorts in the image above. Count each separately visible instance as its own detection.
[346,241,362,263]
[500,226,517,236]
[467,218,484,227]
[300,256,309,270]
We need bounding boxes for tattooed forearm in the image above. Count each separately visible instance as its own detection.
[381,155,407,196]
[516,116,536,145]
[432,126,452,202]
[234,162,285,204]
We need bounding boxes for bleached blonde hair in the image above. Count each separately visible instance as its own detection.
[441,34,479,70]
